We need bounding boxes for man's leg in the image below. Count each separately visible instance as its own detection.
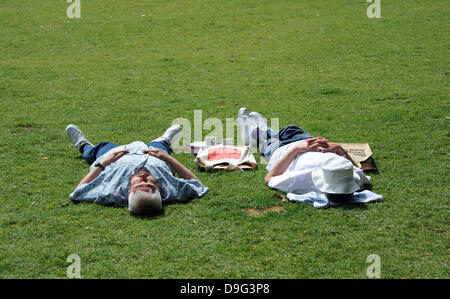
[66,124,116,165]
[260,125,314,159]
[81,142,119,165]
[237,108,268,148]
[147,140,171,154]
[237,108,314,159]
[147,124,183,154]
[66,124,93,151]
[268,125,314,147]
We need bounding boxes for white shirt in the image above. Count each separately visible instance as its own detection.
[266,140,369,194]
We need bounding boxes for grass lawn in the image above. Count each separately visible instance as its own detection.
[0,0,448,278]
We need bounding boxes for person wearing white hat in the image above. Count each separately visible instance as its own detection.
[310,154,364,202]
[237,108,369,203]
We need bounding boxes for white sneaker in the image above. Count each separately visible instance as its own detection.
[249,111,268,140]
[249,111,264,119]
[237,107,259,148]
[65,124,93,151]
[249,112,268,128]
[154,124,183,145]
[237,108,250,146]
[238,107,250,119]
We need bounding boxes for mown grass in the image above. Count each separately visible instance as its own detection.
[0,0,448,278]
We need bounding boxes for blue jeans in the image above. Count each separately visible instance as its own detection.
[81,141,171,165]
[259,125,314,159]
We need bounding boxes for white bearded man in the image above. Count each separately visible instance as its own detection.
[66,123,208,215]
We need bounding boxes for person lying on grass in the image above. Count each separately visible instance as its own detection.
[237,108,370,204]
[66,124,208,215]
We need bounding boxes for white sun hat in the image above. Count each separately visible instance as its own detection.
[311,154,362,194]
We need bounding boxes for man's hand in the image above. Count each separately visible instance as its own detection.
[305,138,346,156]
[101,150,129,167]
[142,148,172,162]
[143,148,202,183]
[320,142,346,156]
[264,137,329,184]
[75,149,128,190]
[293,137,329,155]
[307,137,329,145]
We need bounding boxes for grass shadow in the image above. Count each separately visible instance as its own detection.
[132,209,166,220]
[332,203,369,210]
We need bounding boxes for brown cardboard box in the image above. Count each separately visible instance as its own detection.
[339,143,377,171]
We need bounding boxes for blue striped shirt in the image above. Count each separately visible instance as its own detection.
[69,141,208,207]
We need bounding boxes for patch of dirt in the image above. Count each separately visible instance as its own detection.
[272,193,288,202]
[247,206,286,217]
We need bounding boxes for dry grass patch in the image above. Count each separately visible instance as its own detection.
[246,206,286,217]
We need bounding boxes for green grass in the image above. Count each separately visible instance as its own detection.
[0,0,448,278]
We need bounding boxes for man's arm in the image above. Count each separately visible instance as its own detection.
[143,149,202,184]
[321,142,358,167]
[74,150,129,190]
[166,156,202,183]
[75,166,103,189]
[264,138,328,184]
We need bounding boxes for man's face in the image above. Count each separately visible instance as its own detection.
[129,168,158,194]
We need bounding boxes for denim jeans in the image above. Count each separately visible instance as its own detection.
[81,140,171,165]
[259,125,314,159]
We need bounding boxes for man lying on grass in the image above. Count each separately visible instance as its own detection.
[237,108,381,207]
[66,124,208,215]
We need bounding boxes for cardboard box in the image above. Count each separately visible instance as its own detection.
[339,143,377,172]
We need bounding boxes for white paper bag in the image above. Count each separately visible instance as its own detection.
[195,145,257,172]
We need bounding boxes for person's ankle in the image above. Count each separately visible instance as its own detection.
[79,143,88,154]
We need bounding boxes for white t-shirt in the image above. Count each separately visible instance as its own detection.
[266,140,369,194]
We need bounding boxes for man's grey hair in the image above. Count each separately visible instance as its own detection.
[128,189,162,215]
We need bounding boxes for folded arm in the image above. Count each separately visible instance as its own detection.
[143,149,202,184]
[264,137,358,185]
[75,150,129,190]
[264,138,328,184]
[320,142,358,167]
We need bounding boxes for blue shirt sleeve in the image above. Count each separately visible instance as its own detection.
[165,177,209,203]
[145,163,209,203]
[69,165,130,207]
